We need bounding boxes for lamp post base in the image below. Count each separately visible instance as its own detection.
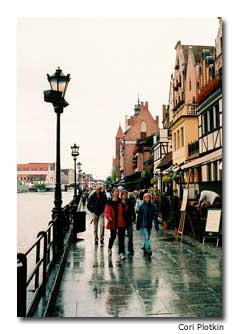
[52,207,64,257]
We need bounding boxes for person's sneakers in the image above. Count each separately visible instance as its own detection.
[144,250,152,258]
[100,240,104,246]
[108,249,112,256]
[95,240,98,245]
[119,253,126,260]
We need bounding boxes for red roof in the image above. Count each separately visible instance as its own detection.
[115,125,124,139]
[17,163,50,171]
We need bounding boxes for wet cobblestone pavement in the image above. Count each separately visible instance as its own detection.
[51,211,223,318]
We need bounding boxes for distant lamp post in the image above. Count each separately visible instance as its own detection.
[82,172,86,190]
[177,167,184,199]
[71,143,79,200]
[44,66,70,256]
[77,162,82,194]
[169,170,174,196]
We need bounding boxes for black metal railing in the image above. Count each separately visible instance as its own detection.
[17,199,75,317]
[188,140,199,157]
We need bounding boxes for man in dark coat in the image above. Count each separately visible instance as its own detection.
[87,185,107,245]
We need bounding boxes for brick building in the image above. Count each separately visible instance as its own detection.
[113,100,159,185]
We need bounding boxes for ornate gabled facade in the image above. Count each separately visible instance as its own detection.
[170,42,215,168]
[182,17,223,198]
[113,100,159,185]
[123,101,159,178]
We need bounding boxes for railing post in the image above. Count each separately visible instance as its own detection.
[35,238,40,290]
[37,231,47,292]
[17,253,27,317]
[47,222,52,266]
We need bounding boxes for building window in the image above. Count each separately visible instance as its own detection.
[197,167,202,182]
[209,107,214,131]
[141,121,147,138]
[201,165,206,182]
[173,133,176,151]
[214,103,220,128]
[202,112,208,135]
[189,80,191,91]
[177,130,180,149]
[180,127,184,147]
[213,161,218,181]
[207,164,211,181]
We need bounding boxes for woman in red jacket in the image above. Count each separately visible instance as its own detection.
[104,188,126,260]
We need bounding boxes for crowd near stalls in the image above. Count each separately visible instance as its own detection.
[79,183,221,260]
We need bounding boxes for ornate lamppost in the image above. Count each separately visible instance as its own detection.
[82,172,86,190]
[44,66,70,256]
[71,143,79,201]
[77,161,82,194]
[177,167,184,199]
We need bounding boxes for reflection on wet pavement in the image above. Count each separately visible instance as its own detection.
[52,211,223,318]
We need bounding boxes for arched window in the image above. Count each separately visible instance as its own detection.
[141,121,147,138]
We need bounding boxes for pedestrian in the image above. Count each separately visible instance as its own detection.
[121,190,136,255]
[105,187,112,200]
[87,184,107,245]
[82,192,87,207]
[158,193,170,233]
[104,188,126,260]
[136,193,155,258]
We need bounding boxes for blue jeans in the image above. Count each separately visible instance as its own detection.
[140,227,151,253]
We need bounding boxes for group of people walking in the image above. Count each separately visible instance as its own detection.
[87,185,157,259]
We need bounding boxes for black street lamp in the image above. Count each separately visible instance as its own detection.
[169,170,174,196]
[177,167,184,199]
[82,172,86,190]
[71,143,79,200]
[44,66,70,256]
[77,161,82,194]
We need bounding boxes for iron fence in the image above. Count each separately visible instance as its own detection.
[17,199,75,317]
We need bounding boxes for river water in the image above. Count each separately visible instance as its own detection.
[17,190,75,253]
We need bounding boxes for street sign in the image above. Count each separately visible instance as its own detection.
[180,188,189,211]
[203,209,222,246]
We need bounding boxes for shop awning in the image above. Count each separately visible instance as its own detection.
[156,152,172,169]
[182,148,222,170]
[161,164,180,175]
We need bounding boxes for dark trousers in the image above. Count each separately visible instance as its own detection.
[126,224,134,252]
[108,229,117,249]
[118,227,126,254]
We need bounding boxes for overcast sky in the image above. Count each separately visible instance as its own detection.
[17,17,219,180]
